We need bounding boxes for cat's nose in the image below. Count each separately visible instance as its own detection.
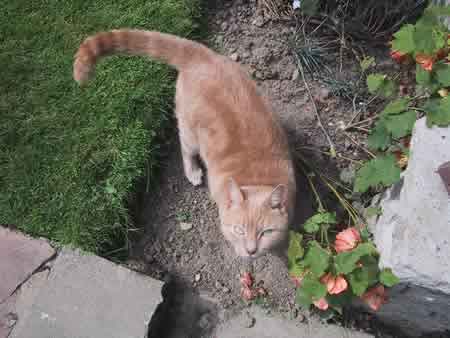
[245,243,257,256]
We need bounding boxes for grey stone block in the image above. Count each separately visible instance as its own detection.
[10,248,163,338]
[0,227,55,303]
[371,118,450,294]
[214,306,373,338]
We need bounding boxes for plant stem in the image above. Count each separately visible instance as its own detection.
[295,57,337,157]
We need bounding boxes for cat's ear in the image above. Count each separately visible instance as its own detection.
[226,177,244,208]
[268,184,287,211]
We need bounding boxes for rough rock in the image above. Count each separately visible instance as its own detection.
[0,227,55,303]
[367,117,450,336]
[9,248,163,338]
[370,118,450,293]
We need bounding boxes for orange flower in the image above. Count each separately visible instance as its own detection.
[320,273,348,295]
[415,53,434,72]
[334,227,361,253]
[240,272,253,288]
[313,297,329,310]
[361,285,388,311]
[240,286,255,301]
[290,274,303,288]
[390,50,408,63]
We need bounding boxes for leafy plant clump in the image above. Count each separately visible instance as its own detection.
[0,0,204,255]
[355,4,450,193]
[288,213,399,314]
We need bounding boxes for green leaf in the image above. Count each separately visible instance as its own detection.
[381,98,410,116]
[289,262,306,277]
[383,110,417,139]
[327,289,353,309]
[425,97,450,127]
[426,4,450,17]
[367,74,397,97]
[297,275,328,306]
[360,56,375,73]
[299,0,319,16]
[295,286,313,308]
[348,264,379,296]
[334,243,377,274]
[354,155,402,193]
[367,74,386,93]
[436,64,450,87]
[379,268,400,287]
[367,121,391,151]
[416,64,432,86]
[302,241,331,277]
[414,22,437,54]
[392,24,415,53]
[303,212,336,234]
[288,231,304,270]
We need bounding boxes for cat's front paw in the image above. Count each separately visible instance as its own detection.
[186,168,203,186]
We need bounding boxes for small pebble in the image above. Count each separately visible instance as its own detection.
[230,53,240,61]
[195,273,201,282]
[180,222,193,231]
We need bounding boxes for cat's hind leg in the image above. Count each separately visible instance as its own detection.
[178,119,203,186]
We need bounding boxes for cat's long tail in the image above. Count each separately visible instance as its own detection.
[73,30,212,85]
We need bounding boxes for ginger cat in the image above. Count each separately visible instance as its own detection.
[73,30,296,259]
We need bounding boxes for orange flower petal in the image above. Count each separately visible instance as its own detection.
[313,297,329,310]
[335,227,361,252]
[240,272,253,288]
[330,275,348,295]
[361,285,387,311]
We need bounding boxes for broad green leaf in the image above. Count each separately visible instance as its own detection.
[334,243,377,274]
[381,98,410,116]
[425,97,450,127]
[302,241,331,277]
[300,275,328,301]
[288,231,304,270]
[354,155,402,193]
[416,64,432,86]
[327,289,353,309]
[360,56,375,73]
[392,24,415,53]
[414,22,438,54]
[384,110,417,139]
[295,286,313,308]
[348,265,379,296]
[380,268,400,287]
[367,74,397,97]
[367,121,391,151]
[367,74,386,93]
[436,64,450,87]
[426,4,450,16]
[303,212,336,234]
[289,262,306,277]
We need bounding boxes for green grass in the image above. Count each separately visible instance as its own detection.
[0,0,203,255]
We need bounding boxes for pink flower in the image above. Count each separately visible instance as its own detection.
[290,274,303,288]
[335,227,361,253]
[361,285,387,311]
[313,297,329,310]
[240,286,256,301]
[320,273,348,295]
[240,272,253,288]
[415,53,434,72]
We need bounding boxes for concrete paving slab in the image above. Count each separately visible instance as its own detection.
[214,306,373,338]
[10,248,163,338]
[0,226,55,303]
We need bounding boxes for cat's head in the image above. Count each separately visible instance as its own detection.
[219,178,290,259]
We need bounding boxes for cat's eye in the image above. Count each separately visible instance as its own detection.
[233,225,245,236]
[261,229,274,236]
